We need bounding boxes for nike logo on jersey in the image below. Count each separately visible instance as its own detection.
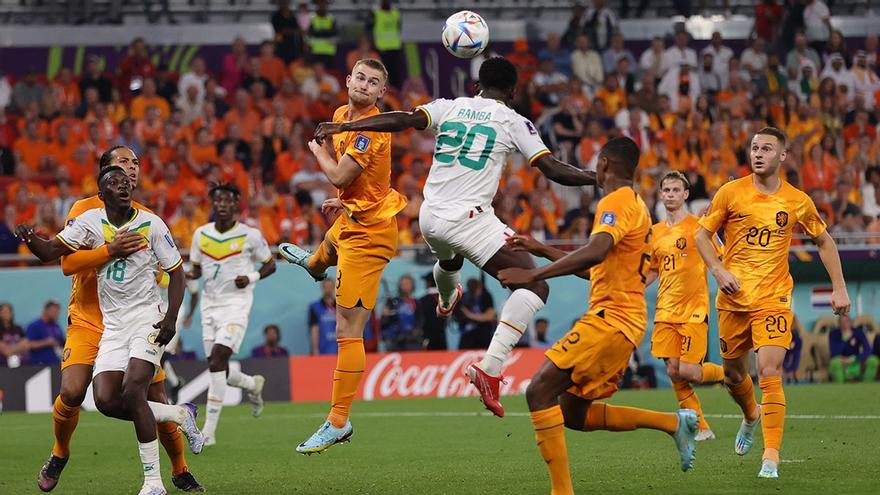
[738,213,750,218]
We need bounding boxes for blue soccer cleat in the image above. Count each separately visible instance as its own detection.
[757,459,779,479]
[735,405,762,456]
[278,243,327,282]
[296,420,353,455]
[180,403,205,455]
[673,409,698,472]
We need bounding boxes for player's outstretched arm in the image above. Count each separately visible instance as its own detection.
[498,233,612,286]
[506,235,590,279]
[16,225,74,262]
[533,154,597,187]
[814,230,851,315]
[156,266,185,346]
[314,110,428,142]
[60,231,145,276]
[695,227,740,295]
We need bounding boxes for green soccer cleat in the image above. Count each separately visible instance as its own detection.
[735,405,762,456]
[278,243,327,281]
[673,409,698,472]
[296,420,353,455]
[758,459,779,479]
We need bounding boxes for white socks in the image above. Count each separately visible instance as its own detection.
[163,361,180,388]
[138,439,162,486]
[227,367,256,391]
[433,261,461,307]
[479,289,545,377]
[147,401,184,424]
[202,371,226,438]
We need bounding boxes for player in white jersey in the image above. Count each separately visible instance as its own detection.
[315,57,596,416]
[188,183,276,446]
[18,166,204,495]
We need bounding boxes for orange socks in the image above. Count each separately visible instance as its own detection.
[157,421,188,476]
[530,406,573,495]
[309,241,335,273]
[726,375,759,421]
[328,338,365,428]
[584,402,678,434]
[701,362,725,383]
[759,376,785,462]
[672,381,709,430]
[51,396,80,458]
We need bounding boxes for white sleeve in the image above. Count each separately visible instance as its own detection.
[417,98,455,131]
[150,217,184,271]
[249,228,272,264]
[189,227,203,265]
[56,212,97,250]
[510,116,551,165]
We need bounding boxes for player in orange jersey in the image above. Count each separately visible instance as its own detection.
[695,127,850,478]
[36,146,204,493]
[499,138,697,495]
[644,171,726,442]
[278,59,407,454]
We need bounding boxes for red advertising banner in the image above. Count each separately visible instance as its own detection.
[289,349,548,402]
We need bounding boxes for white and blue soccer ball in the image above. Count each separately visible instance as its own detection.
[442,10,489,59]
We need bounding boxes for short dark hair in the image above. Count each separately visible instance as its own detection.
[264,324,280,335]
[478,57,519,93]
[209,182,241,199]
[99,146,129,170]
[44,300,59,309]
[753,126,787,148]
[535,318,548,325]
[660,170,690,190]
[600,136,641,179]
[98,165,126,184]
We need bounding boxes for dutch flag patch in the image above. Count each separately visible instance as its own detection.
[354,134,371,152]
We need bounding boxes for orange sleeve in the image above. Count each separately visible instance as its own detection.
[591,192,629,245]
[698,183,732,234]
[61,245,112,276]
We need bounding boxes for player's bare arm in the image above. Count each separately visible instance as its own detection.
[813,230,851,315]
[234,257,277,289]
[506,235,590,279]
[498,232,613,286]
[308,139,363,188]
[695,227,740,295]
[188,263,202,280]
[15,225,75,262]
[314,109,429,142]
[533,154,596,187]
[154,266,184,346]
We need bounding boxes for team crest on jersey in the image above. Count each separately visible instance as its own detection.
[354,134,370,152]
[675,237,687,250]
[776,211,789,227]
[599,212,616,226]
[66,218,75,227]
[525,120,538,135]
[147,331,159,345]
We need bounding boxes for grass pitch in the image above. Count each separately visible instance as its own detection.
[1,383,878,494]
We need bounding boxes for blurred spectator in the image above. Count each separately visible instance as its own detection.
[380,274,420,351]
[0,205,21,254]
[533,318,552,349]
[300,63,339,102]
[272,0,305,64]
[455,278,496,350]
[861,166,880,219]
[25,301,64,366]
[79,55,113,103]
[370,0,403,88]
[11,69,47,114]
[851,51,880,110]
[144,0,177,24]
[0,303,27,368]
[621,349,657,389]
[866,34,879,71]
[752,0,784,44]
[309,279,338,355]
[782,316,803,382]
[0,71,11,109]
[701,32,733,80]
[639,36,666,76]
[130,78,170,120]
[658,62,699,113]
[831,204,864,243]
[538,33,573,78]
[251,324,290,358]
[603,32,636,76]
[258,40,287,90]
[662,30,697,76]
[803,0,832,51]
[117,37,155,98]
[819,54,854,99]
[417,272,448,350]
[178,57,208,105]
[582,0,618,52]
[346,35,382,73]
[829,314,879,383]
[786,32,822,77]
[308,0,338,68]
[222,37,250,96]
[291,154,331,205]
[741,37,769,75]
[533,57,569,108]
[697,52,722,96]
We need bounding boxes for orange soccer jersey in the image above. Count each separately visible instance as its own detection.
[330,105,407,226]
[698,175,826,312]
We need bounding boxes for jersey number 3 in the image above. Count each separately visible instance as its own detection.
[435,122,497,171]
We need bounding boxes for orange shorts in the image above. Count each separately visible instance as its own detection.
[324,214,397,310]
[651,320,709,364]
[62,320,166,384]
[546,314,635,401]
[717,309,793,360]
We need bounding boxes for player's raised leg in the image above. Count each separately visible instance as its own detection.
[433,256,463,317]
[668,355,725,441]
[148,381,205,492]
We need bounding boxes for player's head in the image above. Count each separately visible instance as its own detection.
[97,165,133,209]
[477,57,518,101]
[596,137,640,188]
[749,127,787,178]
[347,59,387,107]
[209,183,241,222]
[99,145,140,188]
[659,171,690,213]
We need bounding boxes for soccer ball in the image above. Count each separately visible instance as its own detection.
[442,11,489,59]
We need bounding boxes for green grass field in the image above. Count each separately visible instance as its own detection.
[1,383,879,494]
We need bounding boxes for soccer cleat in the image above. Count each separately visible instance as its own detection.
[465,363,504,417]
[278,243,327,281]
[735,405,762,456]
[248,375,266,418]
[138,484,167,495]
[296,420,354,455]
[37,454,68,492]
[757,459,779,479]
[171,471,205,492]
[180,403,205,455]
[673,409,698,472]
[695,428,716,442]
[436,284,463,318]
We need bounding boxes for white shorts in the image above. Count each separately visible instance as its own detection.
[202,306,249,355]
[419,202,514,267]
[93,304,165,377]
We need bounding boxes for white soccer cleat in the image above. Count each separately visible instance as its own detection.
[138,483,167,495]
[179,403,206,455]
[757,459,779,479]
[248,375,266,418]
[735,405,762,456]
[203,435,216,447]
[695,428,716,442]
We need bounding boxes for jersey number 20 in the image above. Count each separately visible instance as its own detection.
[435,122,497,171]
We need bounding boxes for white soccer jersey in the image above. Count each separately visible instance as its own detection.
[56,208,183,329]
[189,222,272,312]
[417,96,551,221]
